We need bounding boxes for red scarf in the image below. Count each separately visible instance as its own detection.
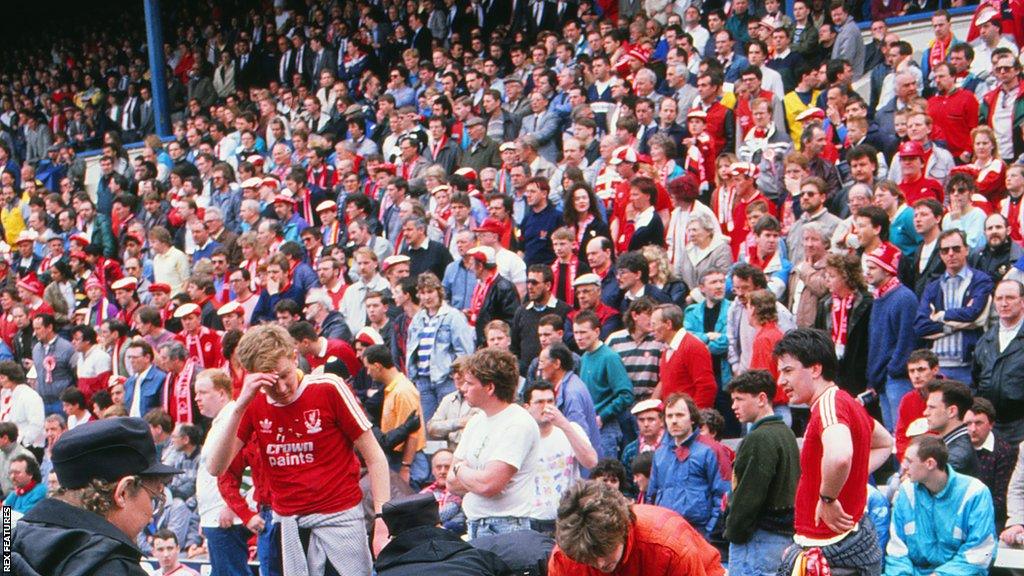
[14,479,36,496]
[164,358,198,424]
[831,292,855,352]
[431,136,447,160]
[929,36,951,68]
[875,276,901,299]
[469,271,497,325]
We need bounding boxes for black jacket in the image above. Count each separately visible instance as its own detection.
[814,291,882,420]
[374,526,510,576]
[970,241,1024,282]
[943,425,979,477]
[320,310,353,342]
[973,322,1024,423]
[475,273,521,344]
[511,298,572,374]
[12,498,148,576]
[899,242,945,299]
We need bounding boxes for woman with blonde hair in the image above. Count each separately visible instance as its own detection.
[949,125,1006,212]
[642,245,688,307]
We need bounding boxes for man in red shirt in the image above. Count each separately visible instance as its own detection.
[926,62,979,162]
[897,141,945,206]
[288,320,360,378]
[895,349,941,462]
[204,324,391,575]
[774,328,893,575]
[548,480,724,576]
[172,303,224,370]
[726,161,774,257]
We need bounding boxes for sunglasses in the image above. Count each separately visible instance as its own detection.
[939,245,963,254]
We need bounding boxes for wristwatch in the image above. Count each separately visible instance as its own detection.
[819,494,838,504]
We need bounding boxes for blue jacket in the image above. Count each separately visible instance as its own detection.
[4,481,46,514]
[406,304,475,385]
[867,283,918,388]
[684,299,732,385]
[647,430,730,537]
[885,467,996,576]
[556,371,604,460]
[251,280,308,324]
[914,268,994,365]
[123,365,168,417]
[442,260,477,311]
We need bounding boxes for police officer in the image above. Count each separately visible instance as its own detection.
[12,417,181,575]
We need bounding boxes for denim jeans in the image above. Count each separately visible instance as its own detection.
[939,365,973,385]
[729,529,792,576]
[414,375,455,422]
[256,506,281,576]
[467,516,533,539]
[203,524,251,576]
[42,401,64,417]
[881,378,912,433]
[599,418,623,461]
[387,449,431,490]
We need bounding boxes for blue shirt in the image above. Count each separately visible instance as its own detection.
[519,204,562,266]
[442,260,477,310]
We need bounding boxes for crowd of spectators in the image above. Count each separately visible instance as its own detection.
[10,0,1024,573]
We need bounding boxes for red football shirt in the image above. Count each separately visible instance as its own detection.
[794,386,874,541]
[237,373,372,516]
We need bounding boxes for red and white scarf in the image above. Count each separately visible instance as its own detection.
[831,292,855,359]
[164,358,198,424]
[469,272,496,326]
[875,276,901,300]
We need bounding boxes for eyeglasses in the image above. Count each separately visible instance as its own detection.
[996,66,1015,73]
[137,479,167,517]
[939,245,963,254]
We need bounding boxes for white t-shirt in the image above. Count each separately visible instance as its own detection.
[531,423,589,521]
[0,385,44,447]
[197,400,242,527]
[496,248,527,285]
[454,404,540,521]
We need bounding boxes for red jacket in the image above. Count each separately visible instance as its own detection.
[927,88,980,160]
[174,327,224,370]
[549,504,724,576]
[898,175,945,206]
[658,331,717,408]
[305,337,361,377]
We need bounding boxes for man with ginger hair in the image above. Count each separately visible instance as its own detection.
[203,324,392,575]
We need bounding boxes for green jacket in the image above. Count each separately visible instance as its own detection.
[724,415,801,543]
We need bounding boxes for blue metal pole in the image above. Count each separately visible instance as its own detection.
[143,0,171,138]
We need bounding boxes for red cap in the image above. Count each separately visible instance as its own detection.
[69,234,90,247]
[865,242,901,276]
[730,161,761,179]
[609,146,639,165]
[472,218,505,236]
[16,277,44,297]
[148,283,172,294]
[898,140,926,159]
[627,45,650,64]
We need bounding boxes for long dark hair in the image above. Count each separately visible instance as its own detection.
[562,182,603,227]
